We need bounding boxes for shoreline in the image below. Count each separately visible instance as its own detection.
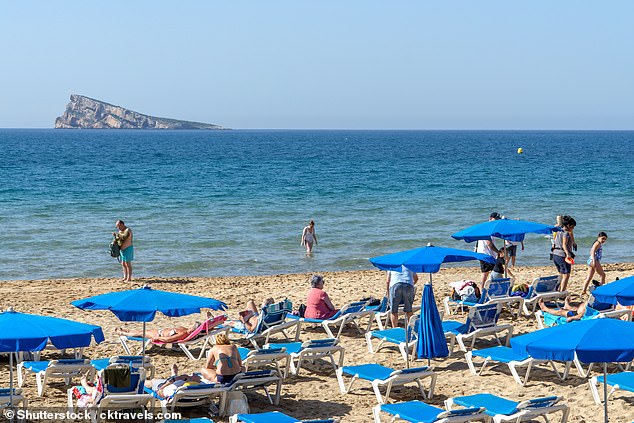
[2,263,633,421]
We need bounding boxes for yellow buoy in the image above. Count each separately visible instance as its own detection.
[517,147,523,154]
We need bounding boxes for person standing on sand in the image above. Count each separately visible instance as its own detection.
[386,265,418,328]
[475,212,501,290]
[113,220,133,282]
[552,216,576,292]
[301,220,318,254]
[582,231,608,294]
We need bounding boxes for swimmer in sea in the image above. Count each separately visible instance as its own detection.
[301,219,318,254]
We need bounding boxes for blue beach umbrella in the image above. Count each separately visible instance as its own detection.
[591,276,634,306]
[370,245,495,364]
[451,218,559,243]
[0,308,104,406]
[72,285,227,357]
[511,319,634,423]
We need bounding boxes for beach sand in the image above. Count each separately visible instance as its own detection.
[2,263,633,422]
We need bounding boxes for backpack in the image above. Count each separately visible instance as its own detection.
[109,239,121,260]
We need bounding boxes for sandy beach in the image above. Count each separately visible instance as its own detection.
[2,263,633,422]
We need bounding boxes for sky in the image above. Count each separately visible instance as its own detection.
[1,1,633,129]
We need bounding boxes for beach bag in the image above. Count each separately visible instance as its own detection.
[511,283,529,298]
[297,304,307,318]
[225,391,249,416]
[109,239,121,260]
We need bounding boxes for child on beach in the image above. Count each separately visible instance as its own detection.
[552,215,576,292]
[582,232,608,294]
[490,247,514,280]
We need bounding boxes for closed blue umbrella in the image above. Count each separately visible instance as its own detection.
[451,218,559,243]
[591,276,634,306]
[0,308,104,406]
[370,245,495,364]
[72,285,227,357]
[511,319,634,423]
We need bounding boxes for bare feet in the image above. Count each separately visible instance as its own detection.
[538,298,546,311]
[114,327,124,335]
[171,363,178,376]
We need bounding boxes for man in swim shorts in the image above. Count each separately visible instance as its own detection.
[113,220,133,282]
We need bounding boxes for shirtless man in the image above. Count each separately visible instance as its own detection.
[538,295,587,323]
[113,220,133,282]
[114,321,200,342]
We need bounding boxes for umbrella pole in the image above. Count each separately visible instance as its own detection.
[9,352,13,409]
[142,321,146,360]
[603,362,608,423]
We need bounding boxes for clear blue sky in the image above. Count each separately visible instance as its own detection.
[2,1,633,129]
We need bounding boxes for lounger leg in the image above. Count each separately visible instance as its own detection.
[36,372,46,396]
[372,404,383,423]
[508,360,531,386]
[17,363,25,387]
[427,373,436,399]
[335,368,347,394]
[373,379,386,404]
[322,322,336,339]
[465,351,478,375]
[398,343,408,364]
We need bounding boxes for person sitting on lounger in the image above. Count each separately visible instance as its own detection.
[115,321,201,343]
[144,364,203,399]
[539,294,587,322]
[201,333,245,384]
[305,274,338,320]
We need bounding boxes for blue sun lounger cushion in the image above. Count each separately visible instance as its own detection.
[447,393,569,422]
[373,401,486,423]
[230,411,336,423]
[590,371,634,405]
[336,363,435,404]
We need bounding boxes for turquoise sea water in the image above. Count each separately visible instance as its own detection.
[1,129,633,280]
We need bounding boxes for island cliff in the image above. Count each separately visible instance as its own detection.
[55,95,225,129]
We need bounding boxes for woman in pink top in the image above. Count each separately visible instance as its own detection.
[305,275,338,319]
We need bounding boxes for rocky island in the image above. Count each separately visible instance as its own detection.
[55,94,225,129]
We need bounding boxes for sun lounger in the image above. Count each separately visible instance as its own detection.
[464,346,571,386]
[265,338,344,376]
[231,299,301,348]
[336,364,436,404]
[521,276,568,316]
[237,346,291,379]
[0,387,27,410]
[373,401,488,423]
[18,358,95,396]
[288,300,375,339]
[119,315,229,360]
[146,381,227,415]
[166,419,215,423]
[443,304,513,355]
[589,371,634,405]
[225,370,283,410]
[369,295,422,331]
[446,393,569,423]
[366,315,419,364]
[444,278,522,318]
[68,364,151,423]
[230,411,338,423]
[535,307,632,330]
[90,355,155,378]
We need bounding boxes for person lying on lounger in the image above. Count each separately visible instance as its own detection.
[228,297,275,332]
[538,294,587,322]
[115,321,201,343]
[144,364,204,399]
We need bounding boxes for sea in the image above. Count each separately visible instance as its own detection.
[1,129,633,281]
